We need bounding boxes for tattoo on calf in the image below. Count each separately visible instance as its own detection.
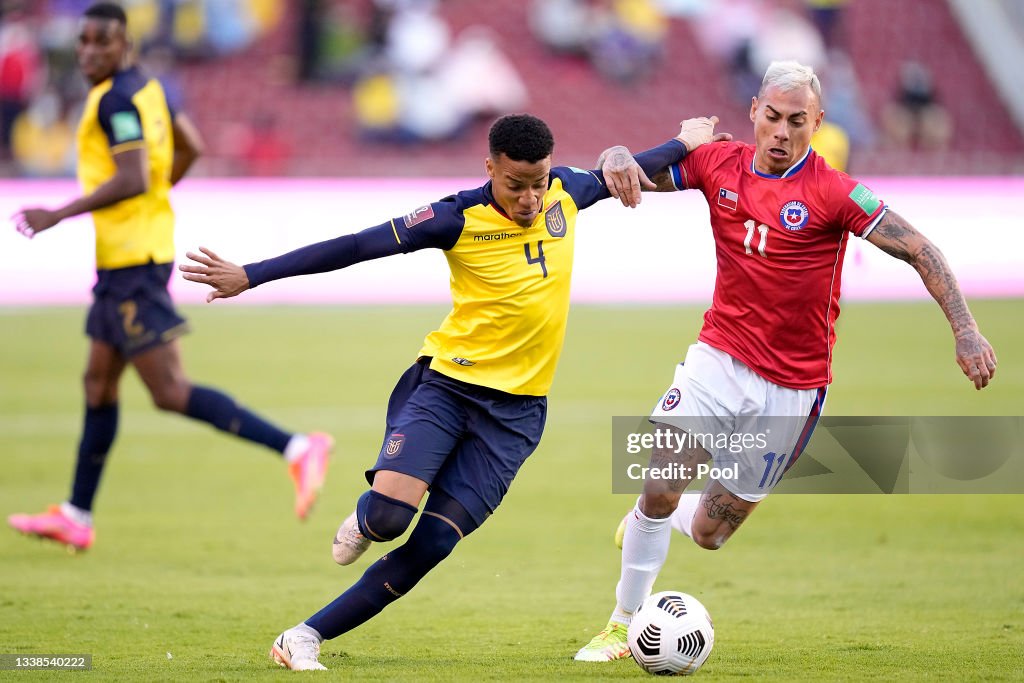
[702,494,747,531]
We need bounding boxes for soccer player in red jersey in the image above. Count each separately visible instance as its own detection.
[575,60,997,661]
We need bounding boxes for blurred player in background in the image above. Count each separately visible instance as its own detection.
[180,113,728,670]
[7,2,332,552]
[575,59,997,662]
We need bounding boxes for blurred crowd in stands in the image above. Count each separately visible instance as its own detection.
[0,0,1016,178]
[0,0,281,176]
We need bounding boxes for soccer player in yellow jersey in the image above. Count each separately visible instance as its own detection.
[8,3,332,552]
[181,112,729,670]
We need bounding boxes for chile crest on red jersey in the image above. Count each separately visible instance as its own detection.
[779,200,810,231]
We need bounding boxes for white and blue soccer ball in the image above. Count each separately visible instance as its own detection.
[627,591,715,676]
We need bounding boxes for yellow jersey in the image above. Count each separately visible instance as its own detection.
[77,66,175,270]
[265,167,606,396]
[407,168,607,395]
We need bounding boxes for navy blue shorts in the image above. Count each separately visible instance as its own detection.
[366,358,548,527]
[85,262,189,358]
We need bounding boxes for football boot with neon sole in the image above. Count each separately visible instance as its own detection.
[8,505,94,551]
[574,620,632,662]
[289,432,333,520]
[615,512,630,549]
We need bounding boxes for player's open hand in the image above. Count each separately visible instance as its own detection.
[12,208,60,239]
[179,247,250,302]
[600,145,657,208]
[676,116,732,153]
[955,329,997,390]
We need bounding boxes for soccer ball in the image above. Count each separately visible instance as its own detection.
[627,591,715,676]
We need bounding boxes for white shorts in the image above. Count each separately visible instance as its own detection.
[650,342,827,502]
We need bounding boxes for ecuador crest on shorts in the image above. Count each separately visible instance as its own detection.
[384,433,405,457]
[544,202,567,237]
[780,200,810,231]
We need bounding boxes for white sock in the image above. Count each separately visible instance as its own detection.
[614,502,671,617]
[283,434,309,463]
[610,606,634,627]
[60,502,93,527]
[295,622,323,642]
[671,492,701,539]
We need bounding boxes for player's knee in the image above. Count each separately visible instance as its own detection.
[690,526,727,551]
[357,490,418,542]
[403,489,478,564]
[83,371,114,406]
[150,382,190,413]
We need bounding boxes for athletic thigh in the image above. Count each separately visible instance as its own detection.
[432,386,547,528]
[365,362,467,492]
[650,342,824,502]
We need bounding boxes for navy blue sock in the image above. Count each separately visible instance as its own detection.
[305,490,478,640]
[69,403,119,511]
[185,385,291,453]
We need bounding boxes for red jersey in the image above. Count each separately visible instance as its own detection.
[670,141,887,389]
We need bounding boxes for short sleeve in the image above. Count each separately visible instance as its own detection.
[827,171,888,238]
[670,143,713,192]
[97,89,144,152]
[549,166,610,211]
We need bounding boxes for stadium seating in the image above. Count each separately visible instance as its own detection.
[171,0,1024,176]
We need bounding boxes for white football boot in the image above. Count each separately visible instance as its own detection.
[332,511,371,565]
[270,626,327,671]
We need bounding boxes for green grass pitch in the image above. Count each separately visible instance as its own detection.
[1,301,1022,680]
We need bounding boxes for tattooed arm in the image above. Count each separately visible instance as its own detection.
[866,210,997,389]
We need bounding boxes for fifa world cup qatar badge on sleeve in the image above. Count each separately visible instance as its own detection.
[404,205,434,228]
[780,200,810,231]
[544,202,567,237]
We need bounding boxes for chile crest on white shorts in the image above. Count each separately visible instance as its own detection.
[661,388,681,411]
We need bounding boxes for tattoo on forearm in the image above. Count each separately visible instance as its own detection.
[871,213,914,261]
[873,211,974,335]
[702,494,747,531]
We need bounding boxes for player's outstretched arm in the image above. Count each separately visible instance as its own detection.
[180,247,250,302]
[12,148,148,239]
[599,116,733,208]
[866,210,997,390]
[179,218,440,300]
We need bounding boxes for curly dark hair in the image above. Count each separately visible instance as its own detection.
[488,114,554,164]
[84,2,127,25]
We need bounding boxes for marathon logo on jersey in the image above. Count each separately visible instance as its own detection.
[403,205,435,228]
[661,387,682,411]
[544,202,567,237]
[717,187,738,211]
[451,357,475,366]
[780,200,810,231]
[384,433,405,457]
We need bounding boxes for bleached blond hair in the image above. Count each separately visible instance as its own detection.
[758,60,822,101]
